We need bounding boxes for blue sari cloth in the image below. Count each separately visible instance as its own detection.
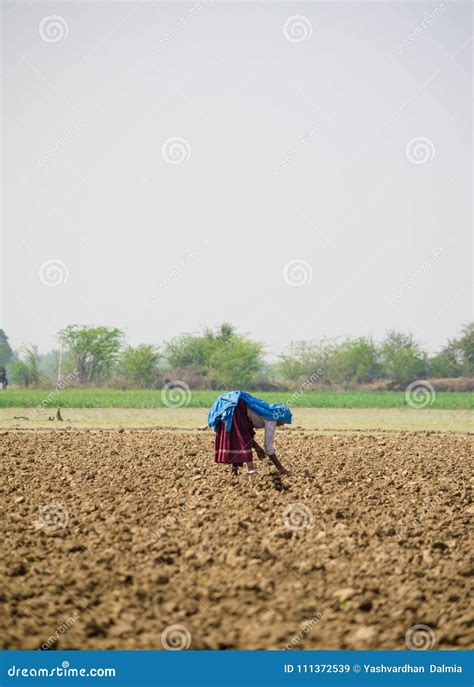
[208,390,292,432]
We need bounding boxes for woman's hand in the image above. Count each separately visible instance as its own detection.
[268,452,290,475]
[252,440,266,460]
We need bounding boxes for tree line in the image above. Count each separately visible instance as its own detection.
[0,322,473,390]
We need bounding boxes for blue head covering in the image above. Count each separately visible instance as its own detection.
[208,390,292,432]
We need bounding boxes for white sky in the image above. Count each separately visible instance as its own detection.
[2,0,472,359]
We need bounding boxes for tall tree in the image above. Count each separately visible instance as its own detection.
[458,322,474,375]
[329,337,381,386]
[164,324,264,388]
[0,329,13,366]
[277,340,330,382]
[58,325,124,384]
[379,331,427,385]
[428,339,462,378]
[121,344,161,388]
[9,344,42,387]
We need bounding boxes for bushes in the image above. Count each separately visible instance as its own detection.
[378,331,427,386]
[58,325,123,385]
[328,338,381,386]
[5,322,474,390]
[120,345,161,388]
[423,377,474,392]
[427,323,474,378]
[164,323,264,389]
[8,345,43,388]
[274,327,473,390]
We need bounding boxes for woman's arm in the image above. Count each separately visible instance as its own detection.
[264,421,290,474]
[267,452,290,476]
[251,438,266,459]
[263,421,277,456]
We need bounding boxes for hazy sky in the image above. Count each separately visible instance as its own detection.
[2,0,472,360]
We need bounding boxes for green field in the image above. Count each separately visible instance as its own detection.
[1,407,472,433]
[0,388,472,409]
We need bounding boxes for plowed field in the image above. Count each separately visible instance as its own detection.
[1,429,472,651]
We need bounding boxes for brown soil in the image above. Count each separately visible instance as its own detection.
[0,429,472,650]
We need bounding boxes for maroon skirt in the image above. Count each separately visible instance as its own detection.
[214,399,255,465]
